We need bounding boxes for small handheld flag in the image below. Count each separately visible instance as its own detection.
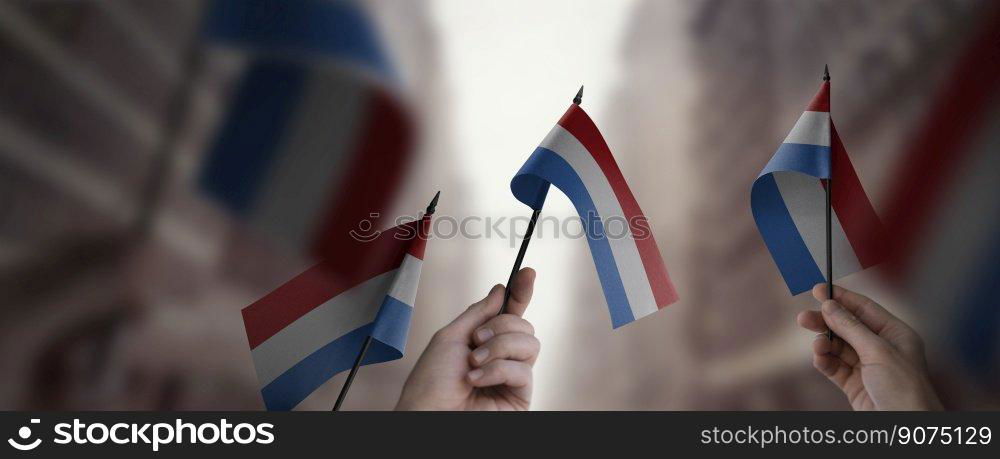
[509,87,678,328]
[199,0,413,261]
[751,67,885,297]
[242,194,436,411]
[333,191,439,411]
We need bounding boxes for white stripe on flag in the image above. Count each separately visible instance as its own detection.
[783,111,831,147]
[540,125,658,320]
[773,172,862,280]
[387,254,422,305]
[250,68,367,250]
[250,268,396,387]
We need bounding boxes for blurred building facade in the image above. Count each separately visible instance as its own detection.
[0,0,467,410]
[0,0,221,410]
[1,0,995,411]
[581,0,998,410]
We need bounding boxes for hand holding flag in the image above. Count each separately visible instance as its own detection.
[796,284,943,411]
[396,268,539,411]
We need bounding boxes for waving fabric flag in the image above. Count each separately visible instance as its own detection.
[242,216,431,411]
[511,103,678,328]
[751,80,885,295]
[199,0,412,261]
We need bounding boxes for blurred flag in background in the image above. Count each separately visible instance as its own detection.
[199,0,414,264]
[881,4,1000,387]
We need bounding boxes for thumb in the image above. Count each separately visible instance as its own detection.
[440,284,505,339]
[500,268,536,317]
[821,299,888,362]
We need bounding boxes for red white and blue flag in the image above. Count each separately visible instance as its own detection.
[242,216,431,411]
[751,80,885,295]
[199,0,412,261]
[511,103,678,328]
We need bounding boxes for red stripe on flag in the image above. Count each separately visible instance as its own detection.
[806,81,830,112]
[407,214,431,260]
[242,221,421,349]
[882,5,1000,282]
[308,88,415,266]
[558,104,678,308]
[829,122,885,268]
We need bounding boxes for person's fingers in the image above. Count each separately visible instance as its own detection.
[437,284,505,341]
[812,333,833,354]
[812,284,900,336]
[797,310,829,333]
[469,332,540,367]
[502,268,536,317]
[813,333,860,367]
[813,284,930,364]
[466,360,532,389]
[813,354,852,389]
[820,299,889,362]
[813,353,840,377]
[437,268,536,342]
[473,314,535,346]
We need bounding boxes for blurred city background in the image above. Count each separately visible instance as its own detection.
[0,0,997,410]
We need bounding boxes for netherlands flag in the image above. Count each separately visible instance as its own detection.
[199,0,413,261]
[243,215,431,411]
[511,102,678,329]
[751,79,885,295]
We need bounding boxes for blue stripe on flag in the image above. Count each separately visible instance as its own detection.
[203,0,392,77]
[512,147,635,327]
[370,295,413,355]
[761,143,832,179]
[751,174,825,294]
[199,60,306,214]
[510,162,551,211]
[259,296,410,411]
[955,237,1000,380]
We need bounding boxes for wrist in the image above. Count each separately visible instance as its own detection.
[919,387,944,411]
[902,384,943,411]
[394,392,437,411]
[394,395,420,411]
[915,374,944,411]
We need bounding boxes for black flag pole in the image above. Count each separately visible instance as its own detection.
[332,334,373,411]
[499,207,541,315]
[499,85,583,315]
[333,191,440,411]
[823,65,836,341]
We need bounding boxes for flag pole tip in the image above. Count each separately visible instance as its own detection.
[823,64,830,81]
[426,191,441,215]
[573,85,584,105]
